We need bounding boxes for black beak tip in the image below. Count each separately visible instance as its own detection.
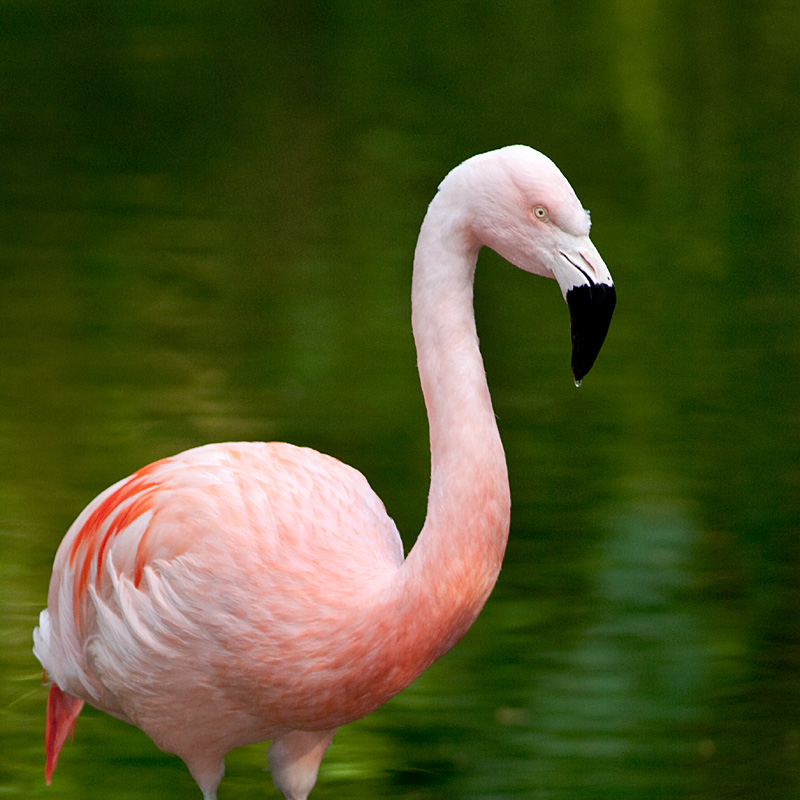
[567,282,616,382]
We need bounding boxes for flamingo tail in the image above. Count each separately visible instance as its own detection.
[45,682,84,785]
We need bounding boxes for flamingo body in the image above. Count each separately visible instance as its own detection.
[34,145,615,799]
[36,443,412,791]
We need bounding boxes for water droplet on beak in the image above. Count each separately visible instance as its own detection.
[574,378,583,388]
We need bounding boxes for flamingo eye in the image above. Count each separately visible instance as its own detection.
[532,205,549,222]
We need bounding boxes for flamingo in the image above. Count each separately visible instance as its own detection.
[33,145,615,800]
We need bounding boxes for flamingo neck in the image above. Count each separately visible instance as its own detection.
[396,189,512,668]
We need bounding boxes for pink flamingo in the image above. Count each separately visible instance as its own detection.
[33,146,615,799]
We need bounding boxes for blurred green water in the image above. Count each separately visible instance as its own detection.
[1,1,799,798]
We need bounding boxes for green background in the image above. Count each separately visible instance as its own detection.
[2,1,799,798]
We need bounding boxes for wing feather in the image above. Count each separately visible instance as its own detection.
[35,441,404,739]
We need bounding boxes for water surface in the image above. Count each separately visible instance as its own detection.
[1,2,799,798]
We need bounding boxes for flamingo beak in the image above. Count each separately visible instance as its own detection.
[567,281,616,381]
[553,236,616,382]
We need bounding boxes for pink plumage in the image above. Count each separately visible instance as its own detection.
[34,146,615,799]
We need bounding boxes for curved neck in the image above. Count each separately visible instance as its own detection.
[393,190,512,672]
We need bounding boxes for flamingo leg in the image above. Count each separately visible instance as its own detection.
[269,729,337,800]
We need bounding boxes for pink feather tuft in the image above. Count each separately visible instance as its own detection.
[45,683,84,785]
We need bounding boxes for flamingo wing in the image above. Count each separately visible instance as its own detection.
[34,441,403,770]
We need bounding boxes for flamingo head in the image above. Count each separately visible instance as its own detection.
[441,145,616,382]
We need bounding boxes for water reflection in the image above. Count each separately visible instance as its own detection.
[2,1,799,798]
